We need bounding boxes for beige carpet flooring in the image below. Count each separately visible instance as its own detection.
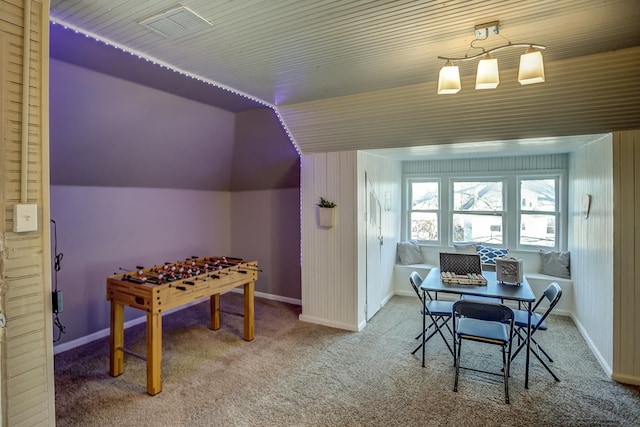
[54,294,640,426]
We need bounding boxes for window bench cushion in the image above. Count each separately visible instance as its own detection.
[397,240,423,265]
[539,250,571,279]
[524,273,574,314]
[525,272,573,286]
[394,263,435,272]
[477,244,509,265]
[393,263,574,314]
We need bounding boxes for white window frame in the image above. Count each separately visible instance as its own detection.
[406,178,441,244]
[403,171,566,252]
[516,174,563,251]
[450,177,507,246]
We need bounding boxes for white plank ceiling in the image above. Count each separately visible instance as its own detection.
[50,0,640,157]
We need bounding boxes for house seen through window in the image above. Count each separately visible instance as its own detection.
[407,174,562,250]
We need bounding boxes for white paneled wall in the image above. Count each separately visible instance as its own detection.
[280,47,640,153]
[300,151,401,330]
[612,131,640,385]
[568,135,614,375]
[404,154,568,174]
[357,152,402,320]
[300,152,359,330]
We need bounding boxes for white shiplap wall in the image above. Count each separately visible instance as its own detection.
[300,151,401,331]
[300,151,359,330]
[279,47,640,154]
[0,0,55,425]
[403,154,568,174]
[612,130,640,385]
[356,152,402,322]
[568,135,614,376]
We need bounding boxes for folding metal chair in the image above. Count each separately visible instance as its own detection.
[409,271,454,357]
[453,300,515,404]
[511,282,563,382]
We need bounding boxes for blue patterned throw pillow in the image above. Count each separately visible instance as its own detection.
[476,244,509,265]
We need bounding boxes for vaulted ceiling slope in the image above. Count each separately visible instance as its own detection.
[49,21,266,113]
[50,0,640,156]
[49,57,299,191]
[50,25,299,191]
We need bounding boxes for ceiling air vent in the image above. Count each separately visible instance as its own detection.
[139,6,212,39]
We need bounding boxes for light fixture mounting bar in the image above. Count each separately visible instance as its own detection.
[474,20,500,39]
[437,43,546,62]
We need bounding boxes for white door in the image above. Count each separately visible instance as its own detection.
[366,175,383,320]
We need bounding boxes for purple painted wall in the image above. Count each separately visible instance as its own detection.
[49,22,265,113]
[50,59,238,190]
[232,109,300,191]
[50,29,302,350]
[50,186,232,344]
[231,189,301,300]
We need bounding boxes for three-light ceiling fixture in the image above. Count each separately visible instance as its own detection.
[437,21,546,94]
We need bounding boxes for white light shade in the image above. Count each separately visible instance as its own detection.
[475,55,499,89]
[437,61,461,94]
[518,48,545,85]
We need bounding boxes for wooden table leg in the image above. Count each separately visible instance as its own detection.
[210,293,221,330]
[109,300,124,377]
[146,311,162,395]
[243,281,255,341]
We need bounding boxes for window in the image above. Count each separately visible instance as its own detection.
[519,178,559,248]
[404,173,563,251]
[452,180,504,244]
[408,180,439,242]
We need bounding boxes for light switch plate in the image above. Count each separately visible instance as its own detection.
[13,204,38,232]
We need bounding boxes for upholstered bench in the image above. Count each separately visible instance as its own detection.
[393,263,436,296]
[524,273,574,315]
[394,242,574,315]
[395,264,574,314]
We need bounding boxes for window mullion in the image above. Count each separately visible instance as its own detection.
[442,177,450,246]
[506,175,517,250]
[406,171,564,250]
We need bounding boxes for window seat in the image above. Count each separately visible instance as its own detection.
[393,263,436,297]
[524,272,573,286]
[393,258,574,315]
[524,273,573,315]
[394,263,436,272]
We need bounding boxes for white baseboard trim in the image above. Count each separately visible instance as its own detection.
[298,314,359,332]
[381,292,394,307]
[570,313,613,378]
[226,287,301,306]
[53,290,301,355]
[395,290,415,298]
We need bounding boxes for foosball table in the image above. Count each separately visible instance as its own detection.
[106,256,259,395]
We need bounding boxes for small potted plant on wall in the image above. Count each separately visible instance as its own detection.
[317,197,337,228]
